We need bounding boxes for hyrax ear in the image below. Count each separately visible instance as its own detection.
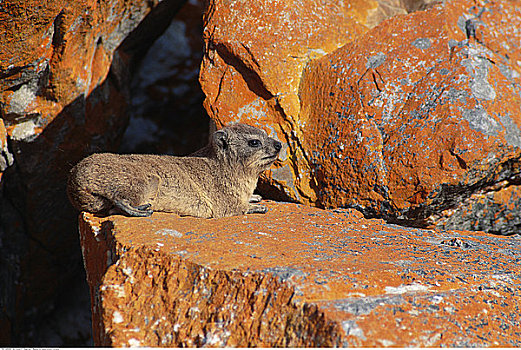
[214,129,228,149]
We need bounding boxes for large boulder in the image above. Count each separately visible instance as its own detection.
[299,0,521,233]
[199,0,521,234]
[80,202,521,347]
[0,0,187,344]
[199,0,371,202]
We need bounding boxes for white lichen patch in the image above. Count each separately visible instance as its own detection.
[10,119,40,141]
[255,231,270,236]
[127,338,142,347]
[82,213,103,240]
[112,310,124,324]
[175,250,188,257]
[385,282,430,294]
[420,333,442,347]
[203,328,231,347]
[151,317,166,329]
[431,295,443,304]
[236,98,269,122]
[444,306,455,313]
[161,333,174,345]
[155,229,183,238]
[8,84,37,115]
[101,284,126,298]
[408,309,420,316]
[341,320,366,340]
[92,225,102,241]
[379,339,395,347]
[121,266,135,283]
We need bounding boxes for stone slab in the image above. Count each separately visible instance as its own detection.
[80,201,521,347]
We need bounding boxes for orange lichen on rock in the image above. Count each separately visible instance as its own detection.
[80,202,521,347]
[199,0,370,204]
[0,0,167,137]
[199,0,521,234]
[300,1,521,219]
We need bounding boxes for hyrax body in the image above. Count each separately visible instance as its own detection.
[67,123,282,218]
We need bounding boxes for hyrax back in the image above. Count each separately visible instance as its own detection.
[67,123,282,218]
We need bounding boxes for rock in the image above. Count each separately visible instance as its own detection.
[299,0,521,233]
[0,119,13,175]
[0,0,187,344]
[366,0,441,28]
[80,201,521,347]
[429,182,521,235]
[200,0,521,234]
[199,0,369,203]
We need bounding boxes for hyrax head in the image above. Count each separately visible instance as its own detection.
[212,123,282,173]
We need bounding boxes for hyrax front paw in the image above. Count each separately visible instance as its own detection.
[246,204,268,214]
[114,199,153,217]
[249,194,262,203]
[136,203,152,211]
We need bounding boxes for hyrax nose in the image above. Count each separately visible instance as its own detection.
[274,140,282,152]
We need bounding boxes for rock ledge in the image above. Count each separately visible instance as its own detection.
[80,201,521,347]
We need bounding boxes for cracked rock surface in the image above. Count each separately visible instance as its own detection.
[199,0,521,234]
[80,201,521,347]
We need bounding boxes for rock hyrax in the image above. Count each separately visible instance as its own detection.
[67,123,282,218]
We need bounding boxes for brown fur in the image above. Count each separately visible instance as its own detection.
[67,123,282,218]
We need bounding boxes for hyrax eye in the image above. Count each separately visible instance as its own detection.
[248,139,262,147]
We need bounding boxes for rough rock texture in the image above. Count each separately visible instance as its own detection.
[80,201,521,347]
[199,0,521,235]
[0,0,187,344]
[199,0,370,203]
[300,1,521,233]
